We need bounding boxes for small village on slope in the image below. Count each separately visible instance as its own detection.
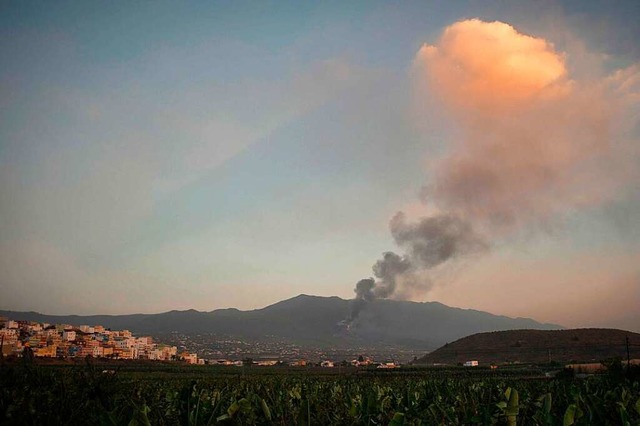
[0,316,403,368]
[0,316,182,362]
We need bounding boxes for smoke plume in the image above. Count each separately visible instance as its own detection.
[349,213,487,322]
[415,19,631,230]
[347,19,638,323]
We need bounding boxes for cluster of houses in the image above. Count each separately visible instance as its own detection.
[0,317,404,368]
[0,317,184,362]
[204,357,398,368]
[315,356,398,369]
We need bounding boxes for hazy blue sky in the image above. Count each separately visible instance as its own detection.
[1,1,639,332]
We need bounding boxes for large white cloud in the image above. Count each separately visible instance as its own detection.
[414,19,639,232]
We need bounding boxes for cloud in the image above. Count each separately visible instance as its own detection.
[349,19,640,318]
[414,19,638,232]
[417,19,570,112]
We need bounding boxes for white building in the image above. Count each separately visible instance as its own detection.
[79,325,95,334]
[28,323,43,332]
[62,330,76,341]
[377,362,398,369]
[114,338,135,349]
[136,336,152,345]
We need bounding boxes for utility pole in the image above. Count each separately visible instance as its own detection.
[626,336,631,376]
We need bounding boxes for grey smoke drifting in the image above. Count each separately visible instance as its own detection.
[348,212,487,322]
[390,212,487,268]
[350,252,411,321]
[344,19,639,328]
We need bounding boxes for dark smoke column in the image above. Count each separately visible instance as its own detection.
[345,211,487,325]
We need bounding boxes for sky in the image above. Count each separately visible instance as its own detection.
[1,1,639,332]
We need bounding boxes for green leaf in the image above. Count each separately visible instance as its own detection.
[506,388,519,414]
[542,393,552,413]
[128,403,151,426]
[216,414,231,422]
[227,401,240,417]
[564,404,578,426]
[506,388,519,426]
[367,390,378,414]
[261,398,272,421]
[297,399,310,426]
[618,402,630,426]
[289,388,301,400]
[237,398,252,414]
[388,412,405,426]
[533,393,553,426]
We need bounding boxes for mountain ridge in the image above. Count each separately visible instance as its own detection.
[1,294,562,350]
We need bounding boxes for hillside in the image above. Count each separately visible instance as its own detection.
[415,328,640,364]
[1,295,561,350]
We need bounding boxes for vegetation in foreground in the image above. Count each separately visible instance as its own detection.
[1,360,639,425]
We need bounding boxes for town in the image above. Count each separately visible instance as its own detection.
[0,317,402,368]
[0,317,182,362]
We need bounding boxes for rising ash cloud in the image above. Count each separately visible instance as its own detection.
[345,19,639,325]
[347,212,487,323]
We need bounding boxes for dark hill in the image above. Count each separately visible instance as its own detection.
[415,328,640,364]
[1,295,561,350]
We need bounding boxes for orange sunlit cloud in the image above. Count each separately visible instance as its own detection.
[414,19,636,232]
[417,19,569,112]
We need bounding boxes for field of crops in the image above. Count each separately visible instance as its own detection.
[1,361,639,425]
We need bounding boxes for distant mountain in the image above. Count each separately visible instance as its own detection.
[415,328,640,364]
[0,295,561,350]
